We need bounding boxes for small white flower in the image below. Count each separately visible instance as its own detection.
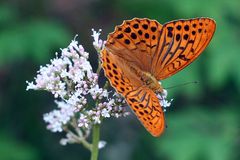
[44,111,63,132]
[101,108,110,118]
[78,114,89,128]
[60,138,68,146]
[161,89,168,98]
[92,29,101,44]
[157,89,173,112]
[42,101,76,132]
[92,113,101,124]
[26,81,37,90]
[160,98,173,108]
[98,141,107,149]
[69,39,79,50]
[59,132,78,146]
[92,29,105,51]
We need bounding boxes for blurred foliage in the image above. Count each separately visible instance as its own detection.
[0,4,71,65]
[130,107,239,160]
[155,107,238,160]
[0,0,239,160]
[0,132,40,160]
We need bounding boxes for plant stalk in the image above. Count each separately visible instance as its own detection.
[90,124,100,160]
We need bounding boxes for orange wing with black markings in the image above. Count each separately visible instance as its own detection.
[101,17,216,137]
[105,18,163,73]
[125,86,165,136]
[151,18,216,80]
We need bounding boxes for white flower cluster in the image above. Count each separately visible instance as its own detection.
[43,101,76,132]
[26,30,128,137]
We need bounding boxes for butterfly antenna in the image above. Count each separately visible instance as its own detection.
[164,81,199,90]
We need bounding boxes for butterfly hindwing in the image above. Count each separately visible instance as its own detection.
[101,49,141,96]
[126,86,165,137]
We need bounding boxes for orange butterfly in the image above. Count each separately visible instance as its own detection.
[101,18,216,137]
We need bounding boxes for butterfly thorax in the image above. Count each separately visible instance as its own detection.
[128,63,163,93]
[140,71,163,93]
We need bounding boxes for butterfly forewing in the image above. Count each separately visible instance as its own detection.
[152,18,216,80]
[105,18,163,73]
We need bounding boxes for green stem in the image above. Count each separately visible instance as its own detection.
[90,50,102,160]
[96,55,102,76]
[91,124,100,160]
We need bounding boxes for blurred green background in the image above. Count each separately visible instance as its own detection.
[0,0,239,160]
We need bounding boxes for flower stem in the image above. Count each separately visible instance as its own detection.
[90,49,102,160]
[90,124,100,160]
[96,55,102,76]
